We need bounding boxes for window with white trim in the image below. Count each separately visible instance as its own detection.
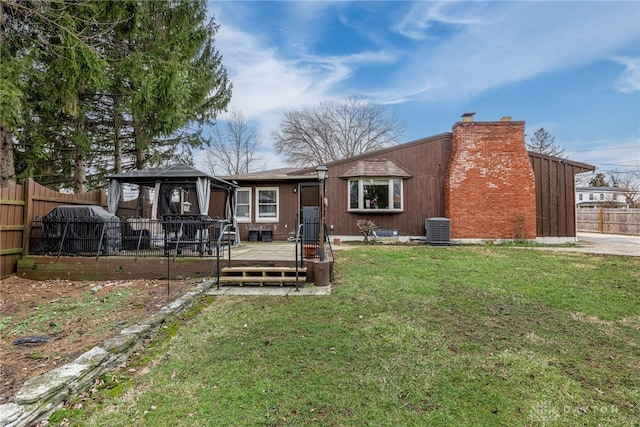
[348,178,403,211]
[236,188,251,223]
[256,187,279,222]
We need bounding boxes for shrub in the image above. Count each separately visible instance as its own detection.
[356,219,376,243]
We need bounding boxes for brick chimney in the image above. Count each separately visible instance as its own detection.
[444,118,536,240]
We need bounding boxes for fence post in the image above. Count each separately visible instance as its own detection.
[22,178,34,256]
[598,207,603,234]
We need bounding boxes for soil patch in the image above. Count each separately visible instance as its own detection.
[0,275,199,402]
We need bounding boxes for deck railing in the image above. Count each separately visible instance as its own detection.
[28,217,234,260]
[293,220,333,286]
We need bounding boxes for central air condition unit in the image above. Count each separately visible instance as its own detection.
[425,217,451,246]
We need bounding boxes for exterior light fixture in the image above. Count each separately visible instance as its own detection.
[315,165,328,181]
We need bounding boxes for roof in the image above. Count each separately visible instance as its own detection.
[576,186,624,192]
[339,159,413,178]
[227,134,596,182]
[106,164,237,189]
[527,151,595,173]
[292,133,452,176]
[223,167,316,182]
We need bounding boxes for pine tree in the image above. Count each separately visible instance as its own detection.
[589,173,609,187]
[526,128,565,158]
[3,0,231,191]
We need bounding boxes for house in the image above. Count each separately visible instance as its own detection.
[212,116,595,244]
[576,186,629,208]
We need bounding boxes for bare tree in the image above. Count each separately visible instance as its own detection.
[610,171,640,207]
[526,128,565,158]
[272,95,404,167]
[206,108,261,176]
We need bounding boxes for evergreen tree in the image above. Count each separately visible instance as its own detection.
[2,0,122,189]
[125,0,231,172]
[2,0,231,191]
[589,173,609,187]
[526,128,565,158]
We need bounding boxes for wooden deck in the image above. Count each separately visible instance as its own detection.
[16,242,331,283]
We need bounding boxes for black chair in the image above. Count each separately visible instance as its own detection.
[121,220,151,250]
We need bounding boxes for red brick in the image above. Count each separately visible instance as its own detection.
[445,121,537,240]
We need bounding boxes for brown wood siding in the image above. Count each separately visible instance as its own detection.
[529,153,593,238]
[564,166,577,236]
[325,134,453,237]
[233,182,300,241]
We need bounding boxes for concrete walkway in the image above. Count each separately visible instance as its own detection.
[205,281,331,296]
[538,232,640,257]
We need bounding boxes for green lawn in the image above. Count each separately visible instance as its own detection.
[57,246,640,426]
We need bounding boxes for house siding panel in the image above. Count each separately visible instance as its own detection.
[228,182,300,241]
[324,134,452,237]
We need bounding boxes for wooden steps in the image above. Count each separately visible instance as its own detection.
[218,266,307,286]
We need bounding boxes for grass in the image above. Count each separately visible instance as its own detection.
[58,246,639,426]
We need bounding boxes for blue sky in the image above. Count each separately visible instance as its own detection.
[197,1,640,180]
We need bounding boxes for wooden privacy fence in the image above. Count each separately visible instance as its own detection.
[577,208,640,236]
[0,179,106,278]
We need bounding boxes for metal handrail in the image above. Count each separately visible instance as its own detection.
[215,221,233,290]
[294,223,305,291]
[323,222,333,260]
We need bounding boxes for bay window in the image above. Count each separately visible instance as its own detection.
[349,178,403,211]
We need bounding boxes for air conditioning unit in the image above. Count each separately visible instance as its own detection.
[425,217,451,246]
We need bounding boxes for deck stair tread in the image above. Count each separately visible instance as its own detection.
[218,266,307,286]
[221,266,306,273]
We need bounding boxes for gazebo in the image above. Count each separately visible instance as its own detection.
[106,164,240,246]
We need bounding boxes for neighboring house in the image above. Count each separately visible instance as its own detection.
[212,116,594,244]
[576,187,629,208]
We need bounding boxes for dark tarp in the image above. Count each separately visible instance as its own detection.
[42,205,121,252]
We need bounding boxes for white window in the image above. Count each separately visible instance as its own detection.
[236,188,251,223]
[578,194,583,201]
[348,178,403,211]
[256,187,279,222]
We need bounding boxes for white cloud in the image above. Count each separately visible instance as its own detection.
[204,1,639,172]
[209,2,402,169]
[388,2,640,103]
[612,56,640,93]
[393,1,482,40]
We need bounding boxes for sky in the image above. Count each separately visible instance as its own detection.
[196,1,640,182]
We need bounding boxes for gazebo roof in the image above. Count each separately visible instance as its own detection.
[106,164,237,189]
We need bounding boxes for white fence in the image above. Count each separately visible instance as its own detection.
[577,208,640,235]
